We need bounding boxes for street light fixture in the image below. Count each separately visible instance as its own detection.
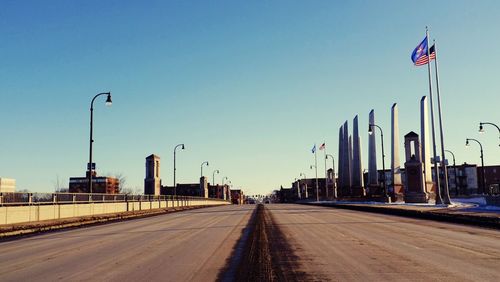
[173,143,185,196]
[368,123,388,199]
[200,161,209,178]
[212,169,219,186]
[479,122,500,146]
[444,150,459,196]
[222,176,229,200]
[326,154,336,199]
[300,172,308,198]
[465,138,487,194]
[88,92,112,194]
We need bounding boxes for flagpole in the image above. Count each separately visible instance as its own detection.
[323,143,328,199]
[315,145,319,202]
[425,27,443,205]
[433,39,451,205]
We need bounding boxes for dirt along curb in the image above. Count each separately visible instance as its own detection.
[0,204,226,239]
[301,202,500,230]
[218,204,308,282]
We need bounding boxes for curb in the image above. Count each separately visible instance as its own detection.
[301,202,500,230]
[0,204,226,239]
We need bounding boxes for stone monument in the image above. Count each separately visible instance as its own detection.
[338,125,344,195]
[421,96,435,199]
[144,154,161,196]
[391,103,404,201]
[351,115,365,196]
[403,132,428,203]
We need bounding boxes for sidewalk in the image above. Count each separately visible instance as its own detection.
[301,201,500,229]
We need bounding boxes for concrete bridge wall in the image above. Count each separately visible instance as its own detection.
[0,198,229,225]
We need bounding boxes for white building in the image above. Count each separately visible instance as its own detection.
[0,178,16,193]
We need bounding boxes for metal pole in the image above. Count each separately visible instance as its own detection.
[88,92,111,194]
[433,40,451,205]
[481,146,487,195]
[445,150,458,196]
[315,148,319,202]
[326,154,337,199]
[173,144,185,196]
[300,172,307,199]
[212,170,219,186]
[467,138,486,195]
[89,102,93,194]
[201,161,208,178]
[324,146,328,199]
[379,128,387,198]
[425,28,442,204]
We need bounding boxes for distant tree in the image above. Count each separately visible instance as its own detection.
[110,173,128,194]
[53,174,65,192]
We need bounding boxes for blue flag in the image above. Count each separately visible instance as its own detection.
[311,144,316,154]
[411,36,428,65]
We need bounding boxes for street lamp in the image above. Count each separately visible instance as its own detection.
[212,169,219,186]
[222,176,228,200]
[369,123,388,199]
[173,144,185,196]
[300,172,308,198]
[294,177,300,199]
[88,92,112,194]
[479,122,500,147]
[444,150,459,196]
[200,161,209,178]
[465,138,487,194]
[326,154,336,199]
[310,164,319,202]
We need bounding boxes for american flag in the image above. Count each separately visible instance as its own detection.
[319,143,325,150]
[414,44,436,66]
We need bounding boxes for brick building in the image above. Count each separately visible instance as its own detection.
[69,172,119,194]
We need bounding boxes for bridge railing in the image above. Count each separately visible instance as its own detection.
[0,192,229,206]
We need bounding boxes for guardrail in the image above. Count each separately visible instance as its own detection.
[0,192,228,206]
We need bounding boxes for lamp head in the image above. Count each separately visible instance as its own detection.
[479,124,484,133]
[181,144,185,150]
[465,139,470,147]
[368,125,373,135]
[105,93,112,107]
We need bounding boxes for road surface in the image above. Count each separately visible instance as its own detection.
[265,204,500,281]
[1,203,499,281]
[0,205,255,281]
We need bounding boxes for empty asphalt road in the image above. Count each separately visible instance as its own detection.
[0,205,255,281]
[266,204,500,281]
[1,203,499,281]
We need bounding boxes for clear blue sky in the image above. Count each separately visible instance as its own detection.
[1,0,499,195]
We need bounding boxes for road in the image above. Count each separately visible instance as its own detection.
[0,205,255,282]
[266,204,500,281]
[1,204,499,281]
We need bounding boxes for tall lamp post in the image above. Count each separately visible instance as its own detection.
[300,172,308,199]
[212,169,219,186]
[444,150,459,196]
[173,144,185,196]
[479,122,500,147]
[310,165,319,202]
[88,92,112,194]
[294,177,301,199]
[200,161,209,178]
[369,123,388,198]
[326,154,336,199]
[466,138,487,195]
[222,176,228,200]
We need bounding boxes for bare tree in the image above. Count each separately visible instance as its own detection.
[53,174,65,192]
[111,173,128,194]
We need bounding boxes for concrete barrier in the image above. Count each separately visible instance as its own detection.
[0,199,229,225]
